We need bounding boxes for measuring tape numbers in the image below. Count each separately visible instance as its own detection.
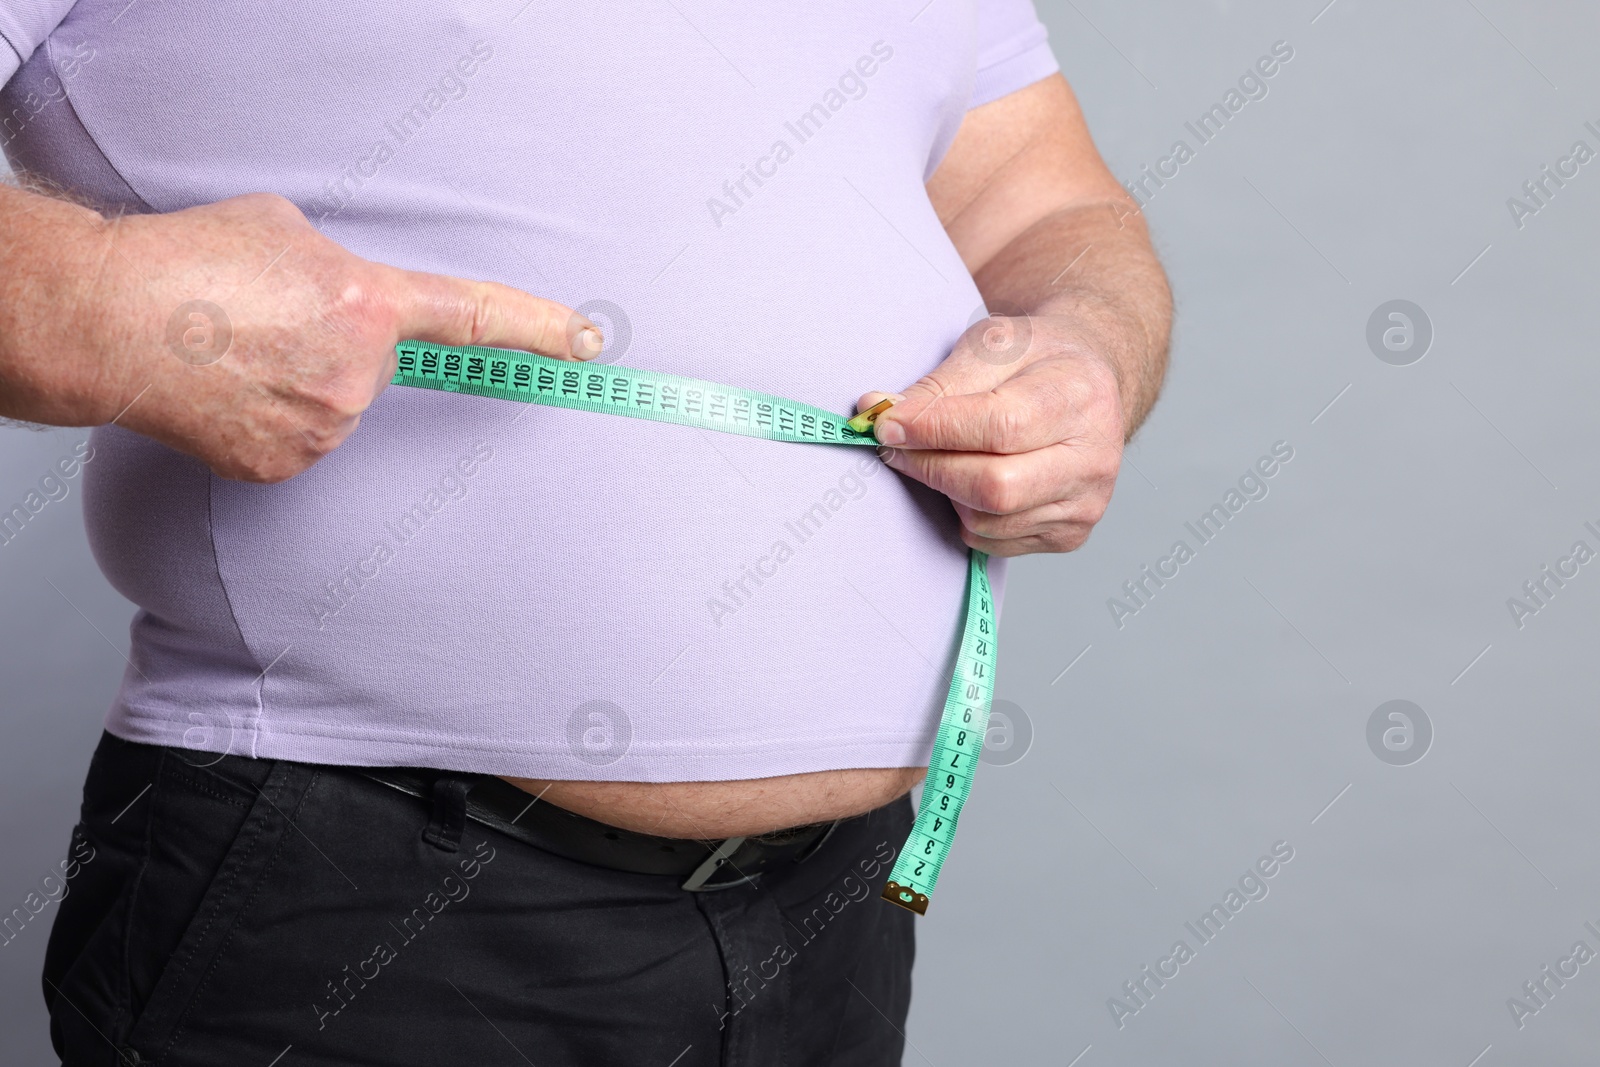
[392,340,998,915]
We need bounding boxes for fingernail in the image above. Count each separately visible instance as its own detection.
[875,420,905,446]
[570,327,604,360]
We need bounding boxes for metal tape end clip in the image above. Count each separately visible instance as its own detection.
[881,880,928,915]
[847,398,895,436]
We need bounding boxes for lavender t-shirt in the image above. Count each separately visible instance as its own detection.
[0,0,1057,781]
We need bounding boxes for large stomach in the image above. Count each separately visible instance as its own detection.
[87,204,1003,792]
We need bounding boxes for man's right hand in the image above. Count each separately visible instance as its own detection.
[0,188,602,482]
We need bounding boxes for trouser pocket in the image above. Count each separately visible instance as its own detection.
[44,732,313,1066]
[121,757,318,1063]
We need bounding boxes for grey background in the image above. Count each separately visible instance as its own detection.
[3,0,1597,1063]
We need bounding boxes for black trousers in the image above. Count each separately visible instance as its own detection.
[43,733,915,1066]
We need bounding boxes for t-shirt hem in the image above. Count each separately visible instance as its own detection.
[105,706,938,783]
[971,30,1059,110]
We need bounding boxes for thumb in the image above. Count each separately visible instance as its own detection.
[382,265,605,361]
[857,314,1032,447]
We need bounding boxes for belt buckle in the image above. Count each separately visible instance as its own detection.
[681,836,761,892]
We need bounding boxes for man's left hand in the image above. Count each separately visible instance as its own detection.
[858,312,1126,558]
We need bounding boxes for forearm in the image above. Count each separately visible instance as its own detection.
[0,179,135,426]
[971,198,1171,439]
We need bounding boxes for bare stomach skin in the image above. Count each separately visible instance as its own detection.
[500,766,926,840]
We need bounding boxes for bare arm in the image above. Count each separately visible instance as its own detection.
[928,74,1170,438]
[0,181,602,481]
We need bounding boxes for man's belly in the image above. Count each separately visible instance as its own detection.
[501,767,925,838]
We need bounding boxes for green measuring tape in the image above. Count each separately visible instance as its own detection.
[391,340,997,915]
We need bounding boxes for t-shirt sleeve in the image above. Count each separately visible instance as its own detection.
[971,0,1060,109]
[0,0,79,87]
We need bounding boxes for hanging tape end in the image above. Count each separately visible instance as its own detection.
[881,880,928,915]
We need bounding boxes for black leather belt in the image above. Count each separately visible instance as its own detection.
[358,767,841,892]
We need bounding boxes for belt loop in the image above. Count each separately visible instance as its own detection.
[422,773,477,853]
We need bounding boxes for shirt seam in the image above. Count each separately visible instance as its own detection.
[203,471,267,758]
[970,32,1056,111]
[46,36,157,213]
[975,23,1049,77]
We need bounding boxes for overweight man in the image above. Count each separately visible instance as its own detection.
[0,1,1169,1063]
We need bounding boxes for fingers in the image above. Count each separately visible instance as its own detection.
[855,319,1129,557]
[951,497,1098,549]
[877,436,1118,555]
[955,514,1097,557]
[871,356,1119,453]
[879,439,1119,517]
[383,266,604,361]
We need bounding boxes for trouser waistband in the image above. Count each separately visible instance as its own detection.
[357,766,841,891]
